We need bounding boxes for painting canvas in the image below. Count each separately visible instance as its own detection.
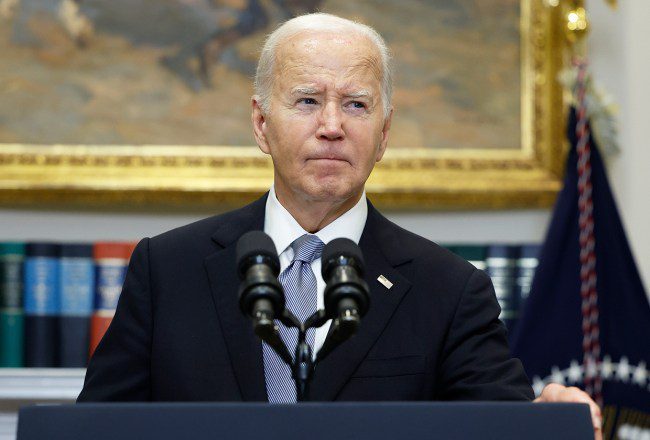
[0,0,520,151]
[0,0,566,210]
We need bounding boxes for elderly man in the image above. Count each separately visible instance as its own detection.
[78,12,601,438]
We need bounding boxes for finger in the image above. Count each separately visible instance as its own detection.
[534,383,564,401]
[594,425,603,440]
[535,385,603,434]
[588,401,602,433]
[563,388,602,433]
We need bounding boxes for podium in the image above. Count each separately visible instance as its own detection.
[18,402,594,440]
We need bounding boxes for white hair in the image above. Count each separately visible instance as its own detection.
[254,13,393,118]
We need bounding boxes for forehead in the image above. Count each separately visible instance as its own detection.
[274,31,383,90]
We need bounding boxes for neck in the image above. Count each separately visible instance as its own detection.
[273,184,363,233]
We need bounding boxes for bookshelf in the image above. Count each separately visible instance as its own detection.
[0,240,541,439]
[0,369,84,403]
[0,414,17,440]
[0,369,84,439]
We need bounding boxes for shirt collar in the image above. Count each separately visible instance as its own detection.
[264,185,368,256]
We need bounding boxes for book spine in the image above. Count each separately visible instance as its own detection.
[58,244,95,367]
[0,312,24,367]
[89,243,135,357]
[24,243,60,367]
[0,243,25,367]
[450,244,488,271]
[515,243,542,312]
[89,313,113,358]
[486,245,518,332]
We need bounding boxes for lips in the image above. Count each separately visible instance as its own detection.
[310,156,347,161]
[307,152,350,162]
[307,157,351,170]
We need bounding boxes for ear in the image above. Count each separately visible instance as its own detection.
[251,96,271,154]
[375,107,393,162]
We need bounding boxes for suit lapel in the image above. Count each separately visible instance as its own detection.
[310,202,413,401]
[203,195,268,401]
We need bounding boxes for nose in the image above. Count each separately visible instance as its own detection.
[316,101,345,141]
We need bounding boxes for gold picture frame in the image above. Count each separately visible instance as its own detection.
[0,0,567,211]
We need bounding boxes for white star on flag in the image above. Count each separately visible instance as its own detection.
[617,357,631,382]
[551,366,565,385]
[632,362,648,386]
[601,355,614,379]
[532,376,546,396]
[568,360,583,383]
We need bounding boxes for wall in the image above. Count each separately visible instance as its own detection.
[1,1,648,294]
[588,0,650,293]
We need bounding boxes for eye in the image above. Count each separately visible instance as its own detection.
[297,97,318,105]
[345,100,368,112]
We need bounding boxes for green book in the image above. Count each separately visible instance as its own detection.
[0,242,26,367]
[0,311,24,367]
[447,244,488,271]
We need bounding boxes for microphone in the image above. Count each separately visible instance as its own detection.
[317,238,369,360]
[236,230,283,322]
[236,231,292,364]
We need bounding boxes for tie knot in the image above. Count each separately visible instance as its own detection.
[292,234,324,264]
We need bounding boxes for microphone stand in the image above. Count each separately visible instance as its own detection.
[258,308,360,402]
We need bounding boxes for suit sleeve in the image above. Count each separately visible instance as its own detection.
[77,238,153,402]
[437,268,534,401]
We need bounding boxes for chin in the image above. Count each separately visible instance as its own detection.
[302,178,357,203]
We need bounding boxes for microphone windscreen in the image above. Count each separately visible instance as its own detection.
[236,231,280,275]
[322,238,365,276]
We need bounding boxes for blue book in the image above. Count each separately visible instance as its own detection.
[58,244,95,368]
[24,242,60,367]
[485,245,518,332]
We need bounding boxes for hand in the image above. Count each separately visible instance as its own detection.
[534,383,602,440]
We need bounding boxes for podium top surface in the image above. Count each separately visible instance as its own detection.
[18,402,594,440]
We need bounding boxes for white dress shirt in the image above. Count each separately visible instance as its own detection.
[263,185,368,357]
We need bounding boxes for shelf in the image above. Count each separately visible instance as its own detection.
[0,369,85,401]
[0,369,85,439]
[0,413,17,440]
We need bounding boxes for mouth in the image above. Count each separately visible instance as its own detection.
[306,158,351,170]
[307,155,350,163]
[310,157,346,162]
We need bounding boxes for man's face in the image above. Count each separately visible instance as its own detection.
[252,31,392,205]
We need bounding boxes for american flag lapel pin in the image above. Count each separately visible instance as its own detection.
[377,275,393,290]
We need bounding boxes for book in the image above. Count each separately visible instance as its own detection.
[0,242,25,368]
[58,244,95,368]
[449,244,487,271]
[24,242,60,367]
[514,244,542,315]
[0,312,24,367]
[89,242,136,357]
[485,245,518,332]
[0,242,26,367]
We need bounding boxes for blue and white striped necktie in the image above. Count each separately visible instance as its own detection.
[263,234,324,403]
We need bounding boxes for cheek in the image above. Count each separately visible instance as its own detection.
[268,134,307,177]
[270,117,315,151]
[350,129,382,166]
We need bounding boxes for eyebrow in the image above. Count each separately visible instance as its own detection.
[344,90,372,99]
[289,87,373,99]
[291,86,321,95]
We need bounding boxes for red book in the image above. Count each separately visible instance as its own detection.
[89,242,136,358]
[89,313,113,358]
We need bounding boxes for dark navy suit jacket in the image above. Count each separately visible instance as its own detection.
[78,195,534,402]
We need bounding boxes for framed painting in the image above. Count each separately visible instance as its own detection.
[0,0,568,210]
